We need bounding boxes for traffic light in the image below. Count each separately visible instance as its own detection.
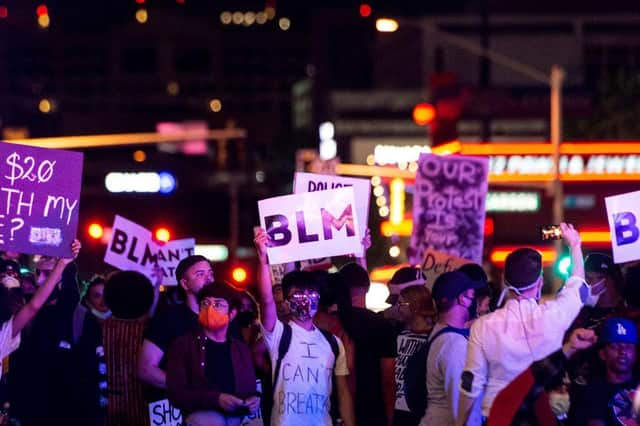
[428,72,463,145]
[555,254,572,277]
[154,227,171,243]
[231,265,249,285]
[412,103,436,126]
[87,223,104,240]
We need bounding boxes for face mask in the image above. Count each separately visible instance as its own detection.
[235,310,256,328]
[585,278,607,307]
[287,292,319,321]
[91,308,112,320]
[199,306,230,331]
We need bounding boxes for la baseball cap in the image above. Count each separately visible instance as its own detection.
[600,317,638,345]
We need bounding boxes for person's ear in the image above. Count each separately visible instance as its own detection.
[179,277,188,291]
[229,308,237,321]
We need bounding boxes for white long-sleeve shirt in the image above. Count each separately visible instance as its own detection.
[460,275,586,417]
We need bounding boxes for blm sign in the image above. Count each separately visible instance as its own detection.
[605,190,640,264]
[104,215,195,285]
[0,141,83,257]
[409,153,488,265]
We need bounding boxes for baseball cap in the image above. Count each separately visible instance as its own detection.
[432,271,485,306]
[584,253,614,276]
[600,317,638,345]
[504,248,542,288]
[386,266,426,304]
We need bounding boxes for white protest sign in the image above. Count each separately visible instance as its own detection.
[148,399,182,426]
[293,172,370,257]
[104,215,195,285]
[605,190,640,264]
[258,187,361,264]
[409,154,489,264]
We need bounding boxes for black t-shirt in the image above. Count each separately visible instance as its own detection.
[584,377,640,425]
[343,307,397,426]
[204,339,235,394]
[145,303,199,369]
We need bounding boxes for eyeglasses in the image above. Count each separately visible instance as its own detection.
[200,299,229,310]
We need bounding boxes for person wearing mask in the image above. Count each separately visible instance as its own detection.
[394,283,435,426]
[582,317,639,426]
[421,271,484,426]
[254,228,355,426]
[458,223,594,425]
[138,255,214,392]
[167,282,259,426]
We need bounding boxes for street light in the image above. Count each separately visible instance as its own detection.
[375,18,398,33]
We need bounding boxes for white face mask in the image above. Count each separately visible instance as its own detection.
[91,308,112,320]
[585,278,607,307]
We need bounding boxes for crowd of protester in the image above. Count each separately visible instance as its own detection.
[1,221,640,426]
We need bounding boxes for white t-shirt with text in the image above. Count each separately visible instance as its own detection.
[262,319,349,426]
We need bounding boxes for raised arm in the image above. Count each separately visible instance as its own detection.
[12,239,81,337]
[560,223,584,281]
[254,227,277,333]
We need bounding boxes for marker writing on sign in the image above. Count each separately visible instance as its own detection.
[4,152,56,186]
[264,204,355,247]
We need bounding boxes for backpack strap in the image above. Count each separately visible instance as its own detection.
[428,326,469,347]
[318,328,340,372]
[272,322,293,393]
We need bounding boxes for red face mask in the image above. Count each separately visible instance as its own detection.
[199,306,229,331]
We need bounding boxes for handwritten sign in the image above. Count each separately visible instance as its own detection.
[293,172,370,257]
[421,248,472,289]
[258,187,360,264]
[409,154,488,264]
[148,399,182,426]
[605,190,640,264]
[0,141,83,257]
[104,215,195,285]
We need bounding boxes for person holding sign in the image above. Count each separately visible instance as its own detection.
[167,282,259,426]
[0,239,81,379]
[254,227,355,426]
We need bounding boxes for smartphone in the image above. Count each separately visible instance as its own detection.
[541,225,562,241]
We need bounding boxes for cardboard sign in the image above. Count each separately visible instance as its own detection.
[421,248,472,289]
[293,172,370,257]
[605,190,640,263]
[148,399,182,426]
[409,154,489,264]
[0,141,83,257]
[104,215,195,285]
[258,187,361,264]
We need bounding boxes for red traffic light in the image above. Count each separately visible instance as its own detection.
[231,266,248,284]
[36,4,48,17]
[412,103,436,126]
[155,227,171,243]
[87,223,104,240]
[359,4,372,18]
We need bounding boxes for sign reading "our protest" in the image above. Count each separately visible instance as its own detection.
[409,153,489,264]
[258,187,361,264]
[0,141,83,257]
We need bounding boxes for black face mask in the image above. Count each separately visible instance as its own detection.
[235,310,256,328]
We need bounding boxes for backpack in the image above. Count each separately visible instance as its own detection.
[403,326,469,418]
[262,323,340,426]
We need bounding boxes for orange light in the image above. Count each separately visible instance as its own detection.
[155,228,171,242]
[380,218,413,237]
[580,230,611,244]
[389,178,405,225]
[231,266,248,284]
[370,264,408,282]
[432,140,462,155]
[412,103,436,126]
[36,4,48,16]
[88,223,104,240]
[359,4,372,17]
[490,246,557,266]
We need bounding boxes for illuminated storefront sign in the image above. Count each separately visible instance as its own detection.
[105,171,176,194]
[486,192,540,212]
